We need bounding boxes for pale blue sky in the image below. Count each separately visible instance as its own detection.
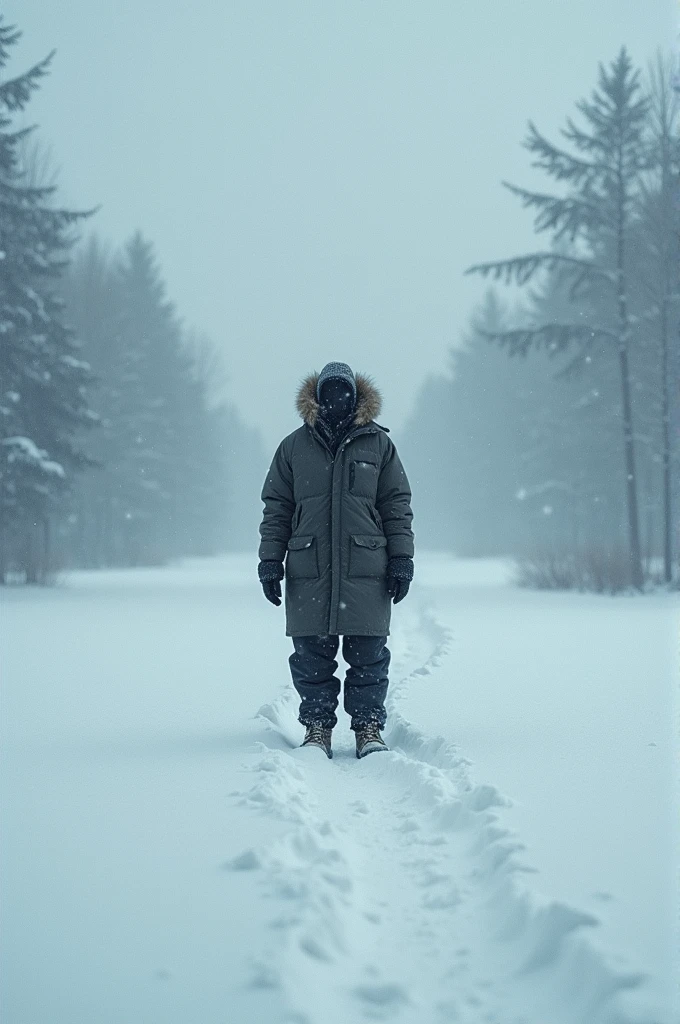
[5,1,675,445]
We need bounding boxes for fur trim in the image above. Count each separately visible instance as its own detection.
[296,371,382,428]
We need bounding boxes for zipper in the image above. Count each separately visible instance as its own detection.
[309,422,379,456]
[329,440,344,632]
[311,424,380,634]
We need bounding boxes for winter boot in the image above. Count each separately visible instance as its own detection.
[301,722,333,759]
[354,721,389,759]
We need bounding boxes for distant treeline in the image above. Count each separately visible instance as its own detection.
[60,233,266,571]
[0,19,265,583]
[402,49,679,591]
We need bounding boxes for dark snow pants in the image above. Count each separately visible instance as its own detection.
[289,635,390,730]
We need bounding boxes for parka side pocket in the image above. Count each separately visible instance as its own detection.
[286,535,319,579]
[348,534,388,577]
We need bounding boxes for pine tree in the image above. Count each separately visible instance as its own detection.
[401,290,573,556]
[106,231,184,564]
[466,48,650,589]
[0,19,95,582]
[62,231,262,567]
[59,235,119,566]
[527,265,632,551]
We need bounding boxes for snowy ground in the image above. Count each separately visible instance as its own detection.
[1,553,678,1024]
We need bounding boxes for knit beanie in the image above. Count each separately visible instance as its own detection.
[316,362,357,405]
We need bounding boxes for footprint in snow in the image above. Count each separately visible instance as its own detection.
[518,902,599,973]
[396,815,419,833]
[248,959,281,989]
[320,870,353,893]
[420,834,447,846]
[435,997,461,1020]
[422,887,462,910]
[465,783,509,812]
[269,912,302,930]
[299,935,333,962]
[417,866,450,887]
[222,849,261,871]
[353,981,410,1008]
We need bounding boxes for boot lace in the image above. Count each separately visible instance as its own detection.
[358,721,383,743]
[305,722,329,744]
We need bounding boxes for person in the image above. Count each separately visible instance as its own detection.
[257,361,415,759]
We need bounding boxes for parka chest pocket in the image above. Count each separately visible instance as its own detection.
[348,534,388,577]
[349,454,379,498]
[286,536,319,579]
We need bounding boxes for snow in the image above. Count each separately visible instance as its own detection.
[2,435,65,477]
[1,553,677,1024]
[60,354,91,371]
[22,285,48,323]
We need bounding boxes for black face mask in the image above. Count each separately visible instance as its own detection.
[318,378,355,427]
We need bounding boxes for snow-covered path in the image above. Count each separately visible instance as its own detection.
[239,607,671,1024]
[1,556,677,1024]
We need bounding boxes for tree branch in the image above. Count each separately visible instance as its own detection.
[501,180,609,237]
[465,251,615,288]
[0,51,55,112]
[478,321,617,357]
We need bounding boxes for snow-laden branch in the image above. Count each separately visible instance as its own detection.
[2,436,65,478]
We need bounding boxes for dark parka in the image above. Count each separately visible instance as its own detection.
[259,372,415,637]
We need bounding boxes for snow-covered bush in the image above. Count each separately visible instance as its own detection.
[514,545,639,594]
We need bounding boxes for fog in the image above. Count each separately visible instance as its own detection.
[2,5,679,1023]
[7,0,674,446]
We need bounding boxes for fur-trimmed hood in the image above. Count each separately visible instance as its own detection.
[296,371,382,428]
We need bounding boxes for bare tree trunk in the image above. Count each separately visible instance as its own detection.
[616,162,643,590]
[660,307,673,583]
[24,520,38,585]
[42,514,51,583]
[0,518,6,584]
[648,52,678,584]
[617,343,643,588]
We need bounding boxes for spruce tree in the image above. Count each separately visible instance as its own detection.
[466,48,650,589]
[60,235,119,566]
[0,19,95,581]
[63,232,266,567]
[109,231,184,565]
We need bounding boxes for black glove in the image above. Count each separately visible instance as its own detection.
[386,556,413,604]
[258,560,284,606]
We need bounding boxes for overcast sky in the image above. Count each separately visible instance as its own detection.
[6,1,675,447]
